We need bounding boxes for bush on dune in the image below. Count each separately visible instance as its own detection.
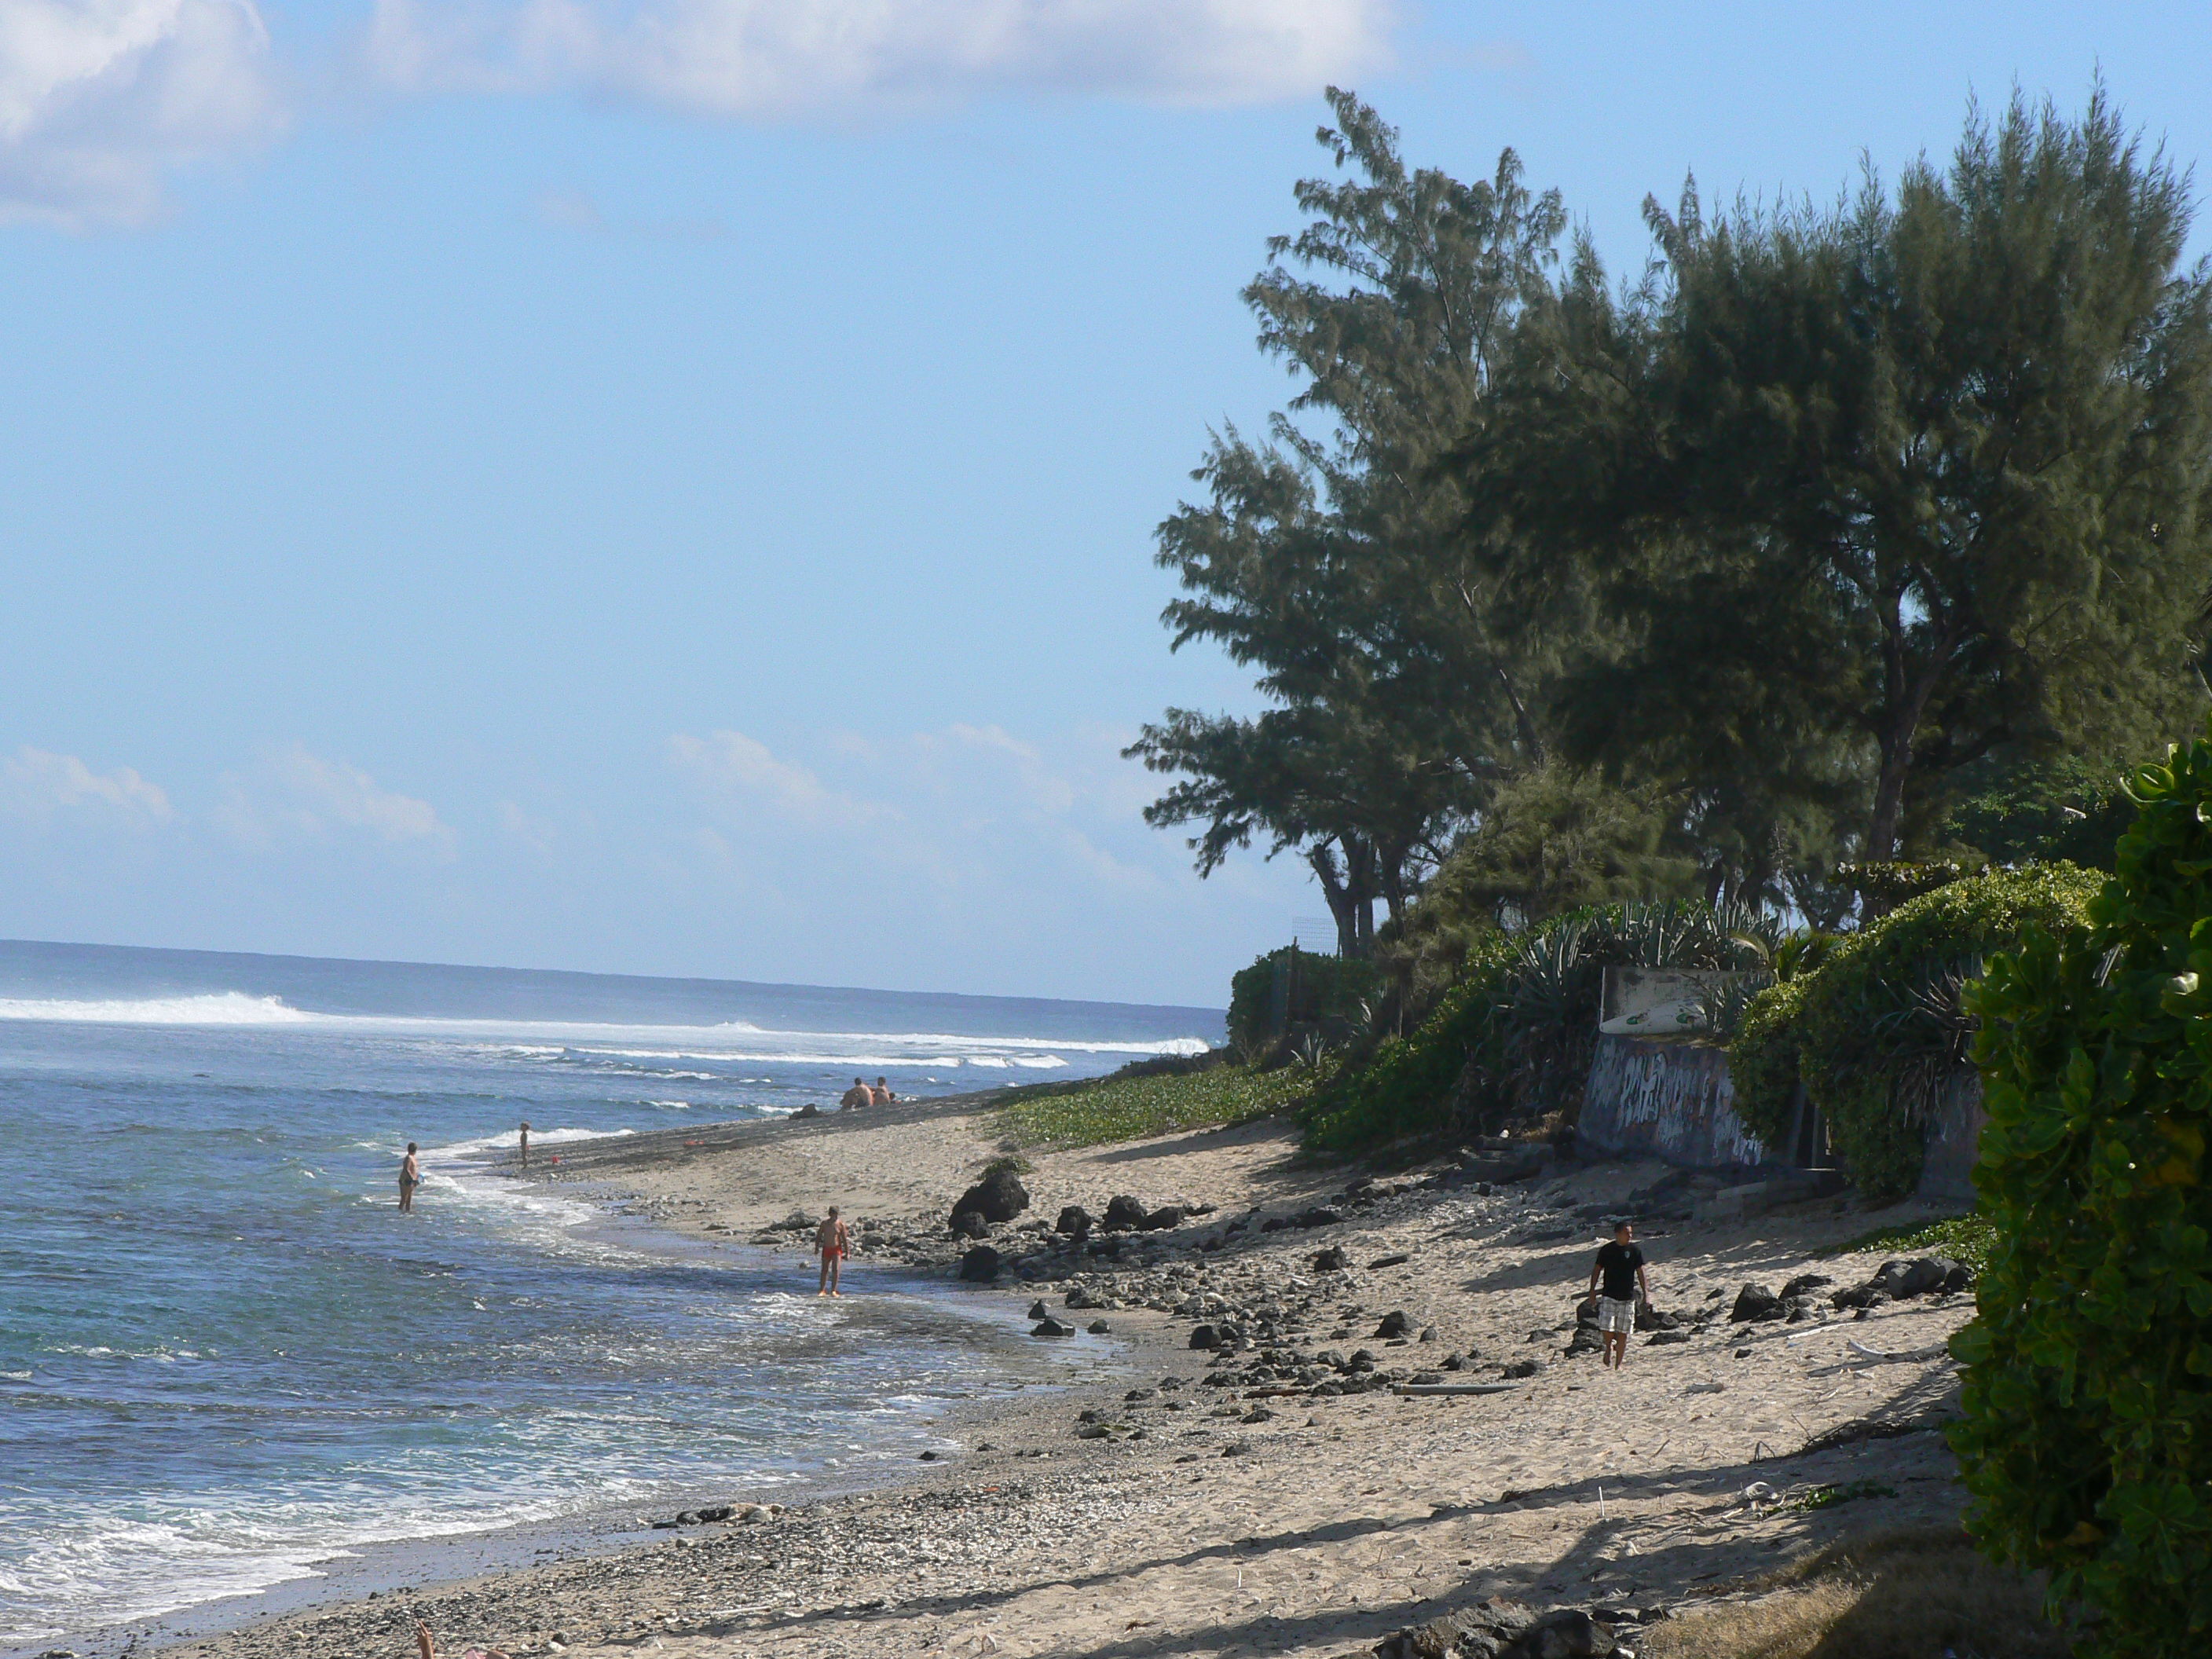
[1301,899,1774,1155]
[1729,863,2102,1200]
[1951,730,2212,1657]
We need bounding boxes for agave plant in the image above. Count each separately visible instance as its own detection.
[1692,969,1777,1040]
[1499,920,1605,1116]
[1826,949,1987,1124]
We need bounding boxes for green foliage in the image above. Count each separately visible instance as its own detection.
[1790,1479,1898,1512]
[1300,964,1510,1153]
[1950,727,2212,1657]
[1304,898,1769,1153]
[1459,89,2212,873]
[1822,1212,1999,1276]
[1128,88,1576,947]
[1226,947,1380,1055]
[1835,860,1976,913]
[994,1062,1313,1149]
[1399,766,1701,935]
[1942,753,2137,873]
[1729,865,2102,1199]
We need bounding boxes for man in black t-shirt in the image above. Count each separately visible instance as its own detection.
[1587,1221,1650,1369]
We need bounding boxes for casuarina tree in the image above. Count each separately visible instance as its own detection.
[1462,88,2212,877]
[1130,89,1576,954]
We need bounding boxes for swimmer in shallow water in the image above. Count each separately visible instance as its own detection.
[398,1142,420,1213]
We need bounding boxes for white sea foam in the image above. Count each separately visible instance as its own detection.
[0,991,314,1025]
[0,1476,657,1645]
[424,1124,633,1161]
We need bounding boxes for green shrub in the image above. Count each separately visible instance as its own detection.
[995,1062,1312,1148]
[1729,864,2102,1199]
[1950,734,2212,1657]
[1299,961,1511,1152]
[1729,972,1815,1148]
[1942,753,2137,873]
[1225,947,1379,1055]
[1302,898,1777,1154]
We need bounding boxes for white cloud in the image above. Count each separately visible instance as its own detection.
[0,744,173,822]
[0,0,283,225]
[215,743,454,852]
[368,0,1393,115]
[668,729,893,826]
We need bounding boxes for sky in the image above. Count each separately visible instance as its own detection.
[4,1,2211,1007]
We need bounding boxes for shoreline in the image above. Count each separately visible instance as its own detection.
[8,1097,1138,1659]
[101,1092,1987,1659]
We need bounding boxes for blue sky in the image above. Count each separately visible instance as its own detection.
[3,1,2209,1005]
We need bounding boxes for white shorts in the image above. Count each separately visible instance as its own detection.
[1599,1296,1638,1335]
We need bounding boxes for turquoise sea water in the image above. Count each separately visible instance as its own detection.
[0,940,1219,1648]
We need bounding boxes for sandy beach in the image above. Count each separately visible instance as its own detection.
[150,1093,1990,1659]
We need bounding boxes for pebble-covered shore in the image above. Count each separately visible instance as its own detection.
[143,1104,1982,1659]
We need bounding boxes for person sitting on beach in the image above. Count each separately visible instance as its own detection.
[518,1119,530,1170]
[1586,1221,1650,1368]
[839,1078,872,1111]
[870,1075,896,1105]
[399,1142,421,1213]
[816,1206,852,1297]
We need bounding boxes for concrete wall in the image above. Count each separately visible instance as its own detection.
[1579,1029,1984,1201]
[1577,1033,1767,1170]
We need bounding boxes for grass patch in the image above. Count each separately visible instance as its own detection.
[1821,1211,1997,1275]
[994,1063,1317,1148]
[1643,1525,2067,1659]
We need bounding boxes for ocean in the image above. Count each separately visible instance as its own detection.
[0,940,1221,1650]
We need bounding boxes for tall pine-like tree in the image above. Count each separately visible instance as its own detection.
[1462,90,2212,876]
[1130,90,1576,951]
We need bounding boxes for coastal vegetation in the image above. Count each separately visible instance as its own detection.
[1950,731,2212,1657]
[1822,1212,2000,1277]
[1729,864,2105,1201]
[1299,898,1776,1154]
[993,1054,1317,1148]
[1133,86,2212,953]
[1122,78,2212,1193]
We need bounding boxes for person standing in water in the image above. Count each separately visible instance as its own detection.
[839,1078,872,1111]
[1586,1221,1650,1369]
[518,1120,531,1170]
[815,1207,852,1297]
[398,1143,421,1213]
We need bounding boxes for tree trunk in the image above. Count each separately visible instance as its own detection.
[1865,635,1957,870]
[1308,843,1368,958]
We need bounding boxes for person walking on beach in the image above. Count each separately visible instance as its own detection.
[518,1119,531,1170]
[1587,1221,1650,1369]
[816,1206,852,1297]
[871,1075,896,1105]
[840,1078,872,1111]
[399,1142,421,1213]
